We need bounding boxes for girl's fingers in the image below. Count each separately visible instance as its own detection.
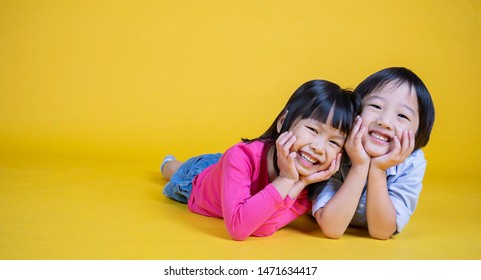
[309,154,342,182]
[276,131,291,146]
[277,131,296,157]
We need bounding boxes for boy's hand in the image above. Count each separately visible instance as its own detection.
[345,116,371,166]
[372,130,414,171]
[276,131,299,183]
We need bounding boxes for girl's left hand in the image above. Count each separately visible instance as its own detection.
[371,130,415,171]
[300,152,342,184]
[276,131,299,182]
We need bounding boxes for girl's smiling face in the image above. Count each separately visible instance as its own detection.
[360,81,420,157]
[287,115,346,176]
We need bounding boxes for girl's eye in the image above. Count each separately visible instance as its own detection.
[398,114,410,121]
[330,140,342,148]
[306,126,318,134]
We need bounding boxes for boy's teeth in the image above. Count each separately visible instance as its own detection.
[371,132,389,142]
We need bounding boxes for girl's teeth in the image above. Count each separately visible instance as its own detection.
[300,152,316,164]
[371,132,389,142]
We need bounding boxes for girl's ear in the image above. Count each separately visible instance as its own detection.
[277,110,288,133]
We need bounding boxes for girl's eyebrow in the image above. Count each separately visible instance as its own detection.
[366,95,416,115]
[333,133,346,141]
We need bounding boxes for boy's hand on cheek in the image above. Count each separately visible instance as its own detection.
[345,116,370,166]
[372,130,415,171]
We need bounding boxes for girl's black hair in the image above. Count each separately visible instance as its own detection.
[244,79,359,143]
[243,79,359,195]
[355,67,435,150]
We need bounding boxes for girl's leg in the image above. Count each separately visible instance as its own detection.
[161,158,183,180]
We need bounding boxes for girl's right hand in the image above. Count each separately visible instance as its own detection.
[345,116,371,166]
[300,152,342,184]
[276,131,299,183]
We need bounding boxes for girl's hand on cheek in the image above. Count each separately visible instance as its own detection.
[300,153,341,184]
[372,130,415,171]
[345,116,371,166]
[276,131,299,182]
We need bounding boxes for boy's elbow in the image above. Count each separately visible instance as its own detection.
[368,228,395,240]
[315,210,344,239]
[317,219,345,239]
[320,226,344,239]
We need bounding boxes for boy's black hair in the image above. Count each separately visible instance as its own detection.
[355,67,435,150]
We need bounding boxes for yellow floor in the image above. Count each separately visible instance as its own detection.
[1,154,480,260]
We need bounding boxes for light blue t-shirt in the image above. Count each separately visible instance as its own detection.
[311,149,427,233]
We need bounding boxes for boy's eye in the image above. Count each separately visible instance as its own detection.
[398,114,410,121]
[369,104,381,109]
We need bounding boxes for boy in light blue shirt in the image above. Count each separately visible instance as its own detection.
[311,67,435,240]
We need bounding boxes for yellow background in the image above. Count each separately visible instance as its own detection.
[1,0,480,177]
[1,0,480,260]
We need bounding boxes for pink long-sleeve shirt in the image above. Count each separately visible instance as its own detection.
[187,141,311,240]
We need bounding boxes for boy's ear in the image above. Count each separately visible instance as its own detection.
[277,110,288,133]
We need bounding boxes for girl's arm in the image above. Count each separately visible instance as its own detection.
[272,131,301,198]
[220,134,306,241]
[314,117,371,238]
[366,130,414,239]
[220,150,287,241]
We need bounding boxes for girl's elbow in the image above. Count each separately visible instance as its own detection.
[230,233,249,241]
[228,229,250,241]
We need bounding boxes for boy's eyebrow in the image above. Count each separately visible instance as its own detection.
[365,95,416,115]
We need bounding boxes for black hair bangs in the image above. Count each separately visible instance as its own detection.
[285,81,358,136]
[302,99,355,136]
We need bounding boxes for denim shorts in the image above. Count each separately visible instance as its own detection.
[162,153,222,203]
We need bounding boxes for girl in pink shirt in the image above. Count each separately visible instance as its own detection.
[161,80,358,240]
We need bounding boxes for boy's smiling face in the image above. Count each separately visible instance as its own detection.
[360,81,420,157]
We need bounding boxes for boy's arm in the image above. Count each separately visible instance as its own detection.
[366,130,416,239]
[314,116,370,238]
[367,150,426,239]
[314,164,369,238]
[365,166,397,239]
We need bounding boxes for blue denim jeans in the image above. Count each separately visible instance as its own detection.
[162,153,222,203]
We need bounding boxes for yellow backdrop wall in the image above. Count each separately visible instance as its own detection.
[1,0,480,179]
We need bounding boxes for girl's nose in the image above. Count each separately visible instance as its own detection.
[377,117,393,130]
[310,141,325,154]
